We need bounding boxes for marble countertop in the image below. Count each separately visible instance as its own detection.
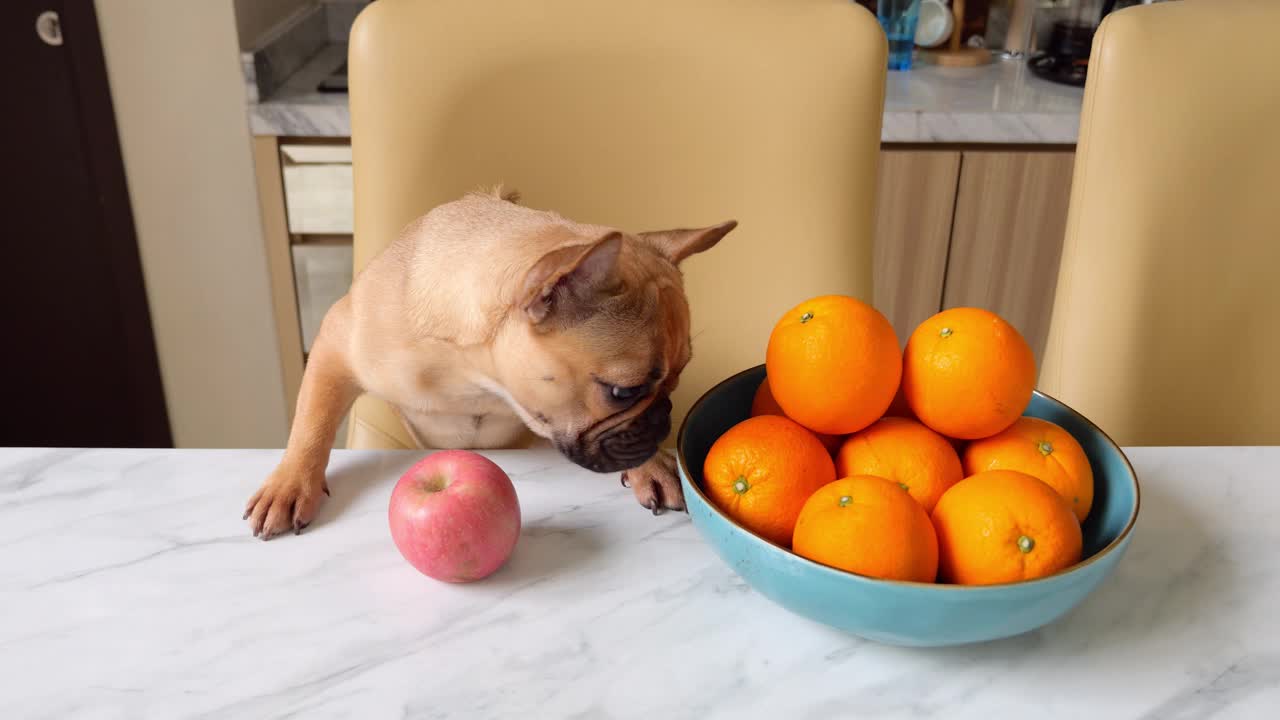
[5,446,1277,718]
[249,46,1082,144]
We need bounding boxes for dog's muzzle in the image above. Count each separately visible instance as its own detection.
[558,395,672,473]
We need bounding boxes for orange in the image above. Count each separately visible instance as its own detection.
[835,416,962,512]
[963,417,1094,523]
[765,295,901,435]
[703,415,836,547]
[792,475,938,583]
[751,377,844,455]
[902,308,1035,440]
[931,470,1083,585]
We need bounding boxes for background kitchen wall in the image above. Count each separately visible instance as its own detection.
[94,0,290,447]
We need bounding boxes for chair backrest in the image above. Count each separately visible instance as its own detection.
[1040,0,1280,445]
[346,0,887,448]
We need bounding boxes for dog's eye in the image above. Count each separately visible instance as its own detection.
[608,383,650,402]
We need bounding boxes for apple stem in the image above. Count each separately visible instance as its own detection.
[421,474,450,493]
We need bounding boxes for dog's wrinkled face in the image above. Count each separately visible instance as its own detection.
[493,221,735,473]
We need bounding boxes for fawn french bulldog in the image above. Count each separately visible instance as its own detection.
[245,189,735,539]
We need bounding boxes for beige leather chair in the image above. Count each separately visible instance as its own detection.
[1039,0,1280,446]
[345,0,887,449]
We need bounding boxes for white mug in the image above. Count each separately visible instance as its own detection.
[914,0,955,49]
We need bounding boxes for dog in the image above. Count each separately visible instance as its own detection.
[244,189,735,539]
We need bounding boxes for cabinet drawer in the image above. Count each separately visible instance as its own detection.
[291,241,353,352]
[280,143,353,235]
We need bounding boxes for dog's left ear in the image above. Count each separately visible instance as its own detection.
[639,220,737,266]
[521,232,623,325]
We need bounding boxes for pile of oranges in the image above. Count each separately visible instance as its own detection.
[703,295,1093,585]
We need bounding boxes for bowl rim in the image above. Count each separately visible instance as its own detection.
[675,364,1142,593]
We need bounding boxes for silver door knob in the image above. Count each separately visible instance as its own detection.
[36,10,63,47]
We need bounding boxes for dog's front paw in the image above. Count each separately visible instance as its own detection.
[621,450,684,515]
[243,464,329,540]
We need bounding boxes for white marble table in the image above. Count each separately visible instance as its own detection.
[249,46,1082,144]
[3,446,1277,718]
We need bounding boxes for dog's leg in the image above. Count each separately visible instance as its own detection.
[245,301,360,539]
[621,450,685,515]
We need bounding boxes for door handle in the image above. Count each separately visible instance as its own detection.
[36,10,63,47]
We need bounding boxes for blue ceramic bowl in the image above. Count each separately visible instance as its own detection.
[676,365,1140,647]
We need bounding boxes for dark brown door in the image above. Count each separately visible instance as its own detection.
[1,1,171,447]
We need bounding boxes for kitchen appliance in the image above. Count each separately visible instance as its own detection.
[1027,0,1141,86]
[1028,18,1096,86]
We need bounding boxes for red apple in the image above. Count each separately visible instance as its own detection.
[388,450,521,582]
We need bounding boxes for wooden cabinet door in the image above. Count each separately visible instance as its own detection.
[943,151,1075,363]
[873,150,961,345]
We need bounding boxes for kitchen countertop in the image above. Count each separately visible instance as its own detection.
[3,445,1278,717]
[248,45,1083,144]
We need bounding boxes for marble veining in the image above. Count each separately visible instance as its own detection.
[249,50,1082,144]
[3,447,1278,718]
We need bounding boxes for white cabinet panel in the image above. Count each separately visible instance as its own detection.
[280,143,353,235]
[291,242,352,352]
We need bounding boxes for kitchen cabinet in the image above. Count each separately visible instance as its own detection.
[251,135,305,422]
[292,240,353,351]
[280,143,354,235]
[252,136,356,444]
[873,147,1075,363]
[873,150,961,346]
[942,150,1075,364]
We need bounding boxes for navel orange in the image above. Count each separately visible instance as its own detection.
[792,475,938,583]
[751,377,844,455]
[703,415,836,547]
[963,417,1094,522]
[835,416,963,512]
[931,470,1083,585]
[765,295,901,435]
[902,307,1036,440]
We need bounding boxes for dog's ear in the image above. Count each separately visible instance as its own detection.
[521,232,623,325]
[639,220,737,265]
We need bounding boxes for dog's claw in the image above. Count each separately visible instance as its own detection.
[624,452,684,516]
[246,466,326,540]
